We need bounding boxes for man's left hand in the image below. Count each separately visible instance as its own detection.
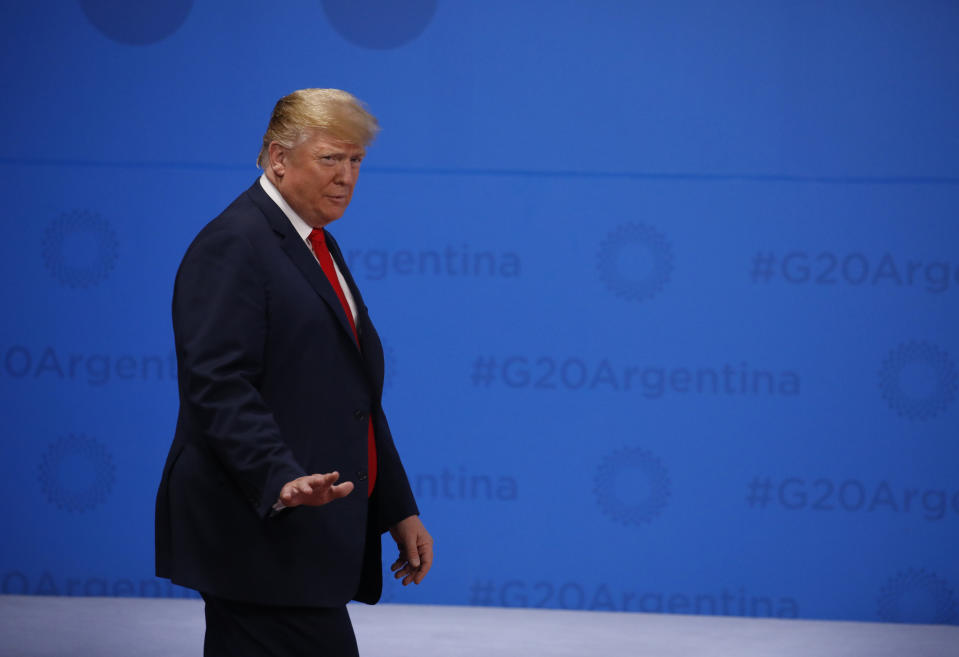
[388,515,433,586]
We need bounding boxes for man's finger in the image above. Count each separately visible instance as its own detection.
[313,471,339,485]
[420,542,433,567]
[281,483,301,504]
[395,567,415,585]
[403,539,420,568]
[329,481,354,499]
[414,547,432,584]
[413,567,428,584]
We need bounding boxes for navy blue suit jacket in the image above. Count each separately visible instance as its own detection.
[155,180,418,606]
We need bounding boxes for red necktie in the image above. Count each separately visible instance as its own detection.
[308,228,376,496]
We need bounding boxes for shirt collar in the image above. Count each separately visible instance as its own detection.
[259,173,314,243]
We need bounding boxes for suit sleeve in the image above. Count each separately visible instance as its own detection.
[173,224,304,519]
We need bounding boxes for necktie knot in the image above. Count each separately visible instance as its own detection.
[308,228,327,252]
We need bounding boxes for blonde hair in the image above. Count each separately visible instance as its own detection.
[257,89,380,168]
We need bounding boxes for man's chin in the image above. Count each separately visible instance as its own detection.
[319,205,349,225]
[308,211,346,227]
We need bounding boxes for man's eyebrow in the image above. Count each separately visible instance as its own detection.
[312,147,365,159]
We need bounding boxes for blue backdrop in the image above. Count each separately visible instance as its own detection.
[1,0,957,625]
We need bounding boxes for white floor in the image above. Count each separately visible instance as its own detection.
[1,595,957,657]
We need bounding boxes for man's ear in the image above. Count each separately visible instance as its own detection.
[268,141,286,177]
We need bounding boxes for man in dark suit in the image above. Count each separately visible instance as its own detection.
[155,88,432,657]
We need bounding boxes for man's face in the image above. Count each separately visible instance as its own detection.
[269,130,365,227]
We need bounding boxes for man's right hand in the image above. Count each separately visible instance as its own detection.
[278,472,354,508]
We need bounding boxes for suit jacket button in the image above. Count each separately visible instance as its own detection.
[357,471,368,481]
[354,409,367,421]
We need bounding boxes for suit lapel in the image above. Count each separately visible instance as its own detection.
[328,232,385,392]
[325,231,365,335]
[246,181,360,350]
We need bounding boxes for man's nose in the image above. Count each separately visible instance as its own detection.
[334,160,355,185]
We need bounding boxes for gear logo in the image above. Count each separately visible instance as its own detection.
[593,447,671,526]
[596,223,673,301]
[38,434,116,512]
[80,0,193,45]
[878,569,957,624]
[878,341,957,421]
[321,0,437,50]
[42,210,119,288]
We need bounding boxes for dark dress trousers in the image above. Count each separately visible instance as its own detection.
[155,180,418,607]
